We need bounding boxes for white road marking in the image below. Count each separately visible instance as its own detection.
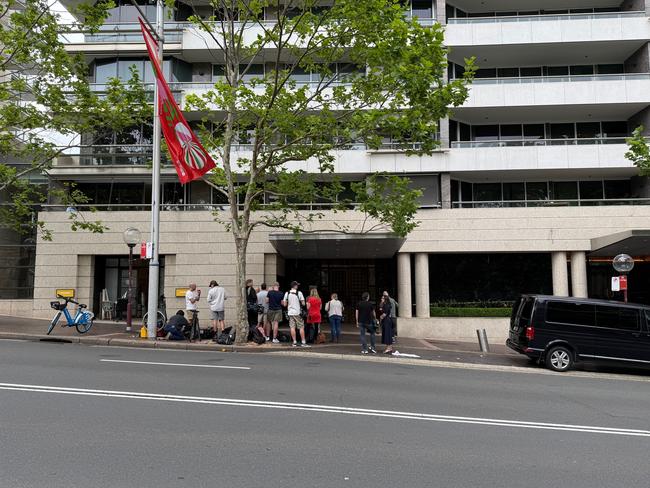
[0,382,648,438]
[99,359,250,370]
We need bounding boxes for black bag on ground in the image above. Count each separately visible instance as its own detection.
[216,326,235,345]
[277,331,291,343]
[250,327,266,345]
[200,328,215,340]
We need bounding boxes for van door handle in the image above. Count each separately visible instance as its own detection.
[632,332,642,337]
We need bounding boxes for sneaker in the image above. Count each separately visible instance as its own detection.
[300,342,310,348]
[369,348,377,354]
[361,350,368,354]
[265,337,271,342]
[292,342,297,347]
[272,338,280,344]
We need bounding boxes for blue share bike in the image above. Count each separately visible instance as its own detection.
[48,295,95,335]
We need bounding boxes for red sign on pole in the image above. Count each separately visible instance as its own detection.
[140,242,147,259]
[620,275,628,290]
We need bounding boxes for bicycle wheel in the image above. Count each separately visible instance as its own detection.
[76,316,94,334]
[47,312,61,335]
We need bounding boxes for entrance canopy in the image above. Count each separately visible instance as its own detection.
[269,233,405,259]
[590,230,650,257]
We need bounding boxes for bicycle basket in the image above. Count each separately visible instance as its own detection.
[50,301,63,310]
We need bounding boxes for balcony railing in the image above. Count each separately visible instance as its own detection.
[452,198,650,208]
[59,23,185,44]
[448,10,646,24]
[450,137,628,148]
[467,73,650,85]
[55,145,170,166]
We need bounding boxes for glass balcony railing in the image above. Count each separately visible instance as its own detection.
[54,145,171,166]
[452,198,650,208]
[467,73,650,85]
[450,137,629,148]
[59,23,185,44]
[448,10,646,24]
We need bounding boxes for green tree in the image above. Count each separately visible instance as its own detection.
[182,0,474,342]
[625,126,650,176]
[0,0,151,239]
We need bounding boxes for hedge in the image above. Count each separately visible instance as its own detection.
[430,307,512,318]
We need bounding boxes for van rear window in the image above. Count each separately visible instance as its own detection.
[595,306,640,331]
[546,301,595,327]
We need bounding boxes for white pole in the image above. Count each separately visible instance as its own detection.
[147,0,164,340]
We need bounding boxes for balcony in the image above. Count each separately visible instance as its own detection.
[450,137,628,148]
[60,23,184,53]
[445,10,649,46]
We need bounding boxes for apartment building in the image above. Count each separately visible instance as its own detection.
[7,0,650,339]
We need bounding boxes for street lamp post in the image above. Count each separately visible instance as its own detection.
[612,253,634,303]
[123,227,142,332]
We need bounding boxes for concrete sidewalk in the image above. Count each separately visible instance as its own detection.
[0,314,523,367]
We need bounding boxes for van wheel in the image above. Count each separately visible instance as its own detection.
[545,346,573,372]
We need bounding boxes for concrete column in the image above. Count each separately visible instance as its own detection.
[435,0,446,23]
[570,251,588,298]
[415,253,430,318]
[551,251,569,297]
[439,117,450,149]
[440,173,451,209]
[397,253,412,318]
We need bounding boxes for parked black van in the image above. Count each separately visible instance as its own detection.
[507,294,650,372]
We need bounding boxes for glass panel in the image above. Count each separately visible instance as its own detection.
[547,66,569,76]
[473,183,501,201]
[500,124,522,140]
[579,181,604,200]
[118,59,144,81]
[597,64,625,74]
[459,123,471,141]
[546,301,595,326]
[550,123,575,139]
[503,182,525,201]
[520,67,542,77]
[596,306,640,330]
[474,68,497,79]
[550,181,577,200]
[460,182,472,201]
[570,65,594,76]
[497,68,519,78]
[601,121,628,138]
[291,66,311,83]
[526,182,548,201]
[240,64,264,81]
[604,180,631,199]
[576,122,600,139]
[213,64,226,80]
[523,124,545,139]
[472,125,499,141]
[95,59,118,83]
[411,0,433,18]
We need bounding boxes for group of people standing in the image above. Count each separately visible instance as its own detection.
[164,279,397,355]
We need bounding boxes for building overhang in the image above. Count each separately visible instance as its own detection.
[269,233,405,260]
[590,230,650,257]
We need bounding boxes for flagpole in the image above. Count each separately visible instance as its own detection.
[146,0,164,340]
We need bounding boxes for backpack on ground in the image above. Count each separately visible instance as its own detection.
[216,326,235,345]
[250,327,266,345]
[277,331,291,343]
[200,328,215,340]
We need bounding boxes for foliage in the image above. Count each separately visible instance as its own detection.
[429,307,513,318]
[0,0,151,238]
[625,126,650,176]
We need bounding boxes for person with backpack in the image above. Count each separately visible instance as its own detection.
[325,293,344,343]
[283,281,308,347]
[305,287,322,344]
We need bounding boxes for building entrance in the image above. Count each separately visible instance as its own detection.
[283,259,396,323]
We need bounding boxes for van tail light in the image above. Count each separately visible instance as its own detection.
[525,326,535,341]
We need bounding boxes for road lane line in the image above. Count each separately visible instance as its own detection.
[99,359,250,370]
[0,382,647,438]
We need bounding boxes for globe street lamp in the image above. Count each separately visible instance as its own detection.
[612,253,634,303]
[123,228,141,332]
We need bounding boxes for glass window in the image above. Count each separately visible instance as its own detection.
[411,0,433,18]
[497,68,519,78]
[240,64,264,81]
[550,181,578,200]
[503,182,525,201]
[460,181,472,201]
[550,123,575,139]
[459,122,471,141]
[595,306,640,330]
[579,181,604,200]
[213,64,226,80]
[526,182,548,201]
[570,65,594,76]
[451,179,459,202]
[523,124,545,139]
[604,180,631,199]
[601,121,628,138]
[474,68,497,79]
[95,59,118,83]
[520,67,542,77]
[500,124,522,140]
[546,66,569,76]
[449,120,458,142]
[291,66,311,83]
[118,59,144,81]
[546,301,595,326]
[473,183,501,202]
[473,125,499,141]
[576,122,600,139]
[597,64,624,74]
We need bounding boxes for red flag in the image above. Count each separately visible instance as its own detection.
[139,18,216,184]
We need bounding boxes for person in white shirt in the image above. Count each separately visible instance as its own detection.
[282,281,308,347]
[256,283,270,341]
[207,280,227,334]
[325,293,344,343]
[185,283,201,324]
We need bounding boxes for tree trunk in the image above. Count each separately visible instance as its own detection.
[234,235,249,344]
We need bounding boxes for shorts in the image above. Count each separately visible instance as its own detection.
[288,315,304,329]
[210,310,225,321]
[258,312,268,324]
[267,309,283,323]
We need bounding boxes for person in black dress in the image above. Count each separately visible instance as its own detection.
[379,294,394,354]
[246,279,258,329]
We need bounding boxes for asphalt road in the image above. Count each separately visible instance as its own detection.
[1,340,649,488]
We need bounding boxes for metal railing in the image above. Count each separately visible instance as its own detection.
[448,10,645,23]
[450,137,628,148]
[468,73,650,84]
[40,202,360,212]
[59,23,185,44]
[452,198,650,208]
[54,145,170,167]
